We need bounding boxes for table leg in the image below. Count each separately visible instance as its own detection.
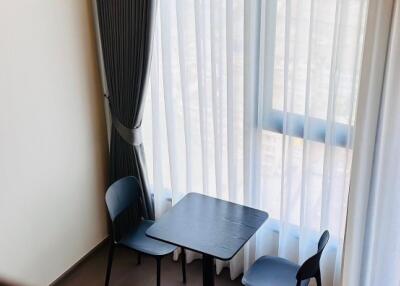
[202,254,215,286]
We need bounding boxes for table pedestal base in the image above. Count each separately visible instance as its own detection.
[202,254,215,286]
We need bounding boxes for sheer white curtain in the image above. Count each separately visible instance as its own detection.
[343,0,400,285]
[142,0,368,285]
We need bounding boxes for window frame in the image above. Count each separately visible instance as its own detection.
[260,0,353,148]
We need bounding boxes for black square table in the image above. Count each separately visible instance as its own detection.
[146,192,269,286]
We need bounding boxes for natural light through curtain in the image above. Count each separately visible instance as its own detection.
[141,0,368,285]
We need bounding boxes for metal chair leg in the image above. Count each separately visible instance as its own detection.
[315,269,322,286]
[156,257,161,286]
[105,243,114,286]
[181,248,186,283]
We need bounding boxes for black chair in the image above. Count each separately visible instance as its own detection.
[104,176,186,286]
[242,230,330,286]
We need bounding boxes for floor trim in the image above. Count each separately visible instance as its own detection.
[49,236,109,286]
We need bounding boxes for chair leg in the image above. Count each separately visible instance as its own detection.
[315,269,322,286]
[181,248,187,283]
[105,243,114,286]
[156,257,161,286]
[137,252,141,265]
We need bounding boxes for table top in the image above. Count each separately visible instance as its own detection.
[146,193,268,260]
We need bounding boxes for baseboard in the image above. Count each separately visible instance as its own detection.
[49,236,110,286]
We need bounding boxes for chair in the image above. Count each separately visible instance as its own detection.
[104,176,186,286]
[242,230,330,286]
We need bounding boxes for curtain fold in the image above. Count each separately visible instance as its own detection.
[343,0,399,284]
[141,0,368,285]
[95,0,156,219]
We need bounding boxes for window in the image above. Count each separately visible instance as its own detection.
[142,0,368,282]
[258,0,361,148]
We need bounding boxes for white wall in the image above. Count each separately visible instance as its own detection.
[0,1,109,285]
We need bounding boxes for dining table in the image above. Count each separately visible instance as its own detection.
[146,192,269,286]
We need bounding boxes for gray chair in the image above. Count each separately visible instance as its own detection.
[242,231,329,286]
[104,176,186,286]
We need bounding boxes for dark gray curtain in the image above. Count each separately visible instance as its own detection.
[96,0,156,219]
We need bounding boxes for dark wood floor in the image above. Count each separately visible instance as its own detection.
[55,243,242,286]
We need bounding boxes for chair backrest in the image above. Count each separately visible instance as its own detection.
[296,230,330,282]
[105,176,142,241]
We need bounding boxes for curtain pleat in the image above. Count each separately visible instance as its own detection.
[159,0,182,205]
[226,0,237,204]
[194,0,210,197]
[299,0,315,266]
[95,0,156,219]
[176,0,194,199]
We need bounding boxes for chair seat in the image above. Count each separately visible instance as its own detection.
[119,220,177,256]
[242,256,310,286]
